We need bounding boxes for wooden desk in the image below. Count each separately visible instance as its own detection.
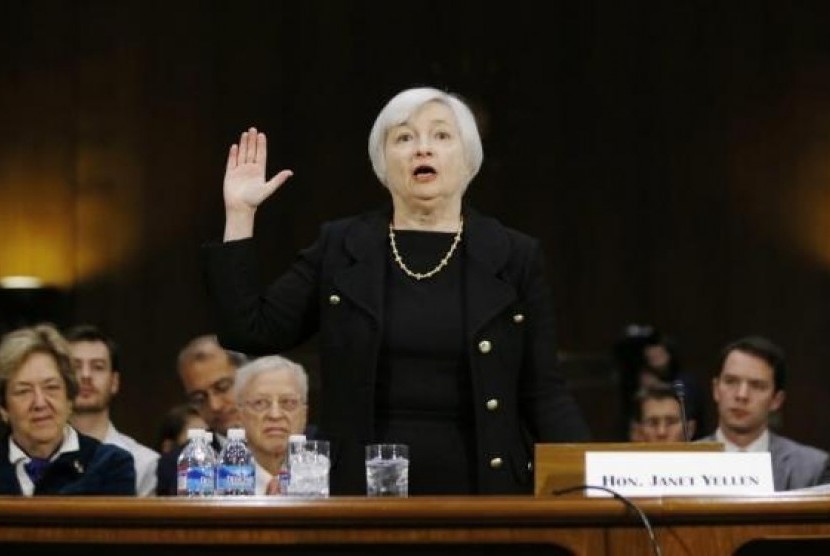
[2,493,830,555]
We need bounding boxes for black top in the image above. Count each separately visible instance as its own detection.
[203,206,592,494]
[375,230,476,494]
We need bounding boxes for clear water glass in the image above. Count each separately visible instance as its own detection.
[287,439,330,497]
[365,443,409,497]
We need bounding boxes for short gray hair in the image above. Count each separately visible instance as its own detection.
[232,355,309,404]
[367,87,483,187]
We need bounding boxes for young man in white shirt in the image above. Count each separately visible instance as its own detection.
[66,324,160,496]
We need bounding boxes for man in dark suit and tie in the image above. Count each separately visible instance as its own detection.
[155,335,245,494]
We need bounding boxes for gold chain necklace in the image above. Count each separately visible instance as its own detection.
[388,217,464,281]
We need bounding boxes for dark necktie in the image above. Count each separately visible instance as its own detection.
[23,457,50,483]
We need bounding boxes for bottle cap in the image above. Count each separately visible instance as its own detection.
[228,428,246,441]
[186,428,205,440]
[288,434,307,443]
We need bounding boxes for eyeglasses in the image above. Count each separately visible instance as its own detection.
[242,395,304,414]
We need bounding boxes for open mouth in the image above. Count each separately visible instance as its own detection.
[413,164,436,177]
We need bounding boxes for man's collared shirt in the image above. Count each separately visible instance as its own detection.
[103,422,160,496]
[715,427,770,452]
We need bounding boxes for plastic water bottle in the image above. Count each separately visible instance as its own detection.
[277,468,290,494]
[176,428,216,496]
[216,428,255,495]
[284,434,306,495]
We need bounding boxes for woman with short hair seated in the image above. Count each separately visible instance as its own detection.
[0,323,135,495]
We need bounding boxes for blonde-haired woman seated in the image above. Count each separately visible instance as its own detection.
[0,324,135,495]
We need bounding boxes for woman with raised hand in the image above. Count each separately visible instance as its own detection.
[204,87,590,495]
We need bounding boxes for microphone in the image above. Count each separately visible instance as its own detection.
[672,380,690,442]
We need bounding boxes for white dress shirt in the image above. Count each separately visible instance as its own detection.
[715,427,770,453]
[254,459,275,495]
[253,458,290,495]
[103,422,160,496]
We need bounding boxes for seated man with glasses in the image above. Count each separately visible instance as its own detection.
[233,354,309,494]
[632,384,695,443]
[156,334,246,494]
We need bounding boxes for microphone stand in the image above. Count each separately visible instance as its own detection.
[672,380,690,442]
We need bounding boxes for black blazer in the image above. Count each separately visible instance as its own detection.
[0,430,136,495]
[204,205,590,494]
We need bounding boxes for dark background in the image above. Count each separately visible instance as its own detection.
[2,0,830,452]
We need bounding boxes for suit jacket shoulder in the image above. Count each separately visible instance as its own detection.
[155,443,183,495]
[0,435,21,494]
[769,432,829,490]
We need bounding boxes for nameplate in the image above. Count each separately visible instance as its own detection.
[584,451,773,497]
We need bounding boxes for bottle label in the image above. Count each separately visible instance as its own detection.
[278,470,290,494]
[217,464,255,495]
[178,466,215,496]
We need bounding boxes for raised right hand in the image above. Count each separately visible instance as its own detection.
[224,127,293,214]
[223,127,293,240]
